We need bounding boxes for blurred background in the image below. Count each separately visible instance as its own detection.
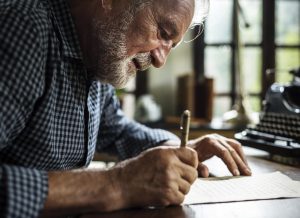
[118,0,300,126]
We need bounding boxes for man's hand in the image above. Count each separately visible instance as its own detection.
[111,146,198,208]
[43,146,197,216]
[187,134,252,177]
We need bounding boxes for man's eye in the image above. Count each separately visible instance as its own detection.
[159,28,170,40]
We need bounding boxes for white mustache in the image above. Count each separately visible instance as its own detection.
[133,53,152,71]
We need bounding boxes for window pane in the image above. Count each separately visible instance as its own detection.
[242,47,262,93]
[122,94,135,119]
[213,97,231,117]
[205,46,231,93]
[276,0,300,45]
[239,0,262,44]
[276,48,300,83]
[205,0,233,43]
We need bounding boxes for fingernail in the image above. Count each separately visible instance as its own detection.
[246,168,252,175]
[234,169,240,176]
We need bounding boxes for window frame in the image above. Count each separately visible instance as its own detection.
[192,0,300,117]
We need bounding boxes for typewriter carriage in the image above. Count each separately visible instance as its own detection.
[263,67,300,115]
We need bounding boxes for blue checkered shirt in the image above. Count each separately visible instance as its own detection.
[0,0,179,217]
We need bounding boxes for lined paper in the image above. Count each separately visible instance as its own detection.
[184,172,300,204]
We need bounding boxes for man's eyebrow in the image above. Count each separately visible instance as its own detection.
[159,20,180,39]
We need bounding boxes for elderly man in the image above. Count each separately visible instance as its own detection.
[0,0,251,217]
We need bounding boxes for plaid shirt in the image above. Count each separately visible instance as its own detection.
[0,0,179,217]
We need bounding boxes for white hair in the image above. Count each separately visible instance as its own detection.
[191,0,210,28]
[132,0,209,26]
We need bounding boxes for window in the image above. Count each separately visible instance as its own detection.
[275,0,300,83]
[193,0,300,118]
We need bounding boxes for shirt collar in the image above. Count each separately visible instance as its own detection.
[48,0,83,60]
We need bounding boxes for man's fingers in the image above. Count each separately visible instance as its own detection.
[177,162,198,184]
[228,140,252,175]
[178,178,191,195]
[154,182,185,207]
[213,140,240,176]
[227,139,249,166]
[170,190,185,205]
[174,147,198,168]
[221,142,251,176]
[215,135,251,176]
[197,163,209,178]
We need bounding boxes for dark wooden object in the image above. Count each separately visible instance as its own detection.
[262,0,276,99]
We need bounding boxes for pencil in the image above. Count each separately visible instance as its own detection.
[180,110,191,147]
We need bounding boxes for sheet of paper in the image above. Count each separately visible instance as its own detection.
[184,172,300,205]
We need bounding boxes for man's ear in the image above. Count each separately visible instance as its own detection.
[101,0,112,12]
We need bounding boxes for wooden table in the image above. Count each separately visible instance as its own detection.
[81,147,300,218]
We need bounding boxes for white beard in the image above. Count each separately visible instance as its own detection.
[89,8,135,88]
[88,4,152,88]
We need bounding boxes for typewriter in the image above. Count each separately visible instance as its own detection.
[235,68,300,157]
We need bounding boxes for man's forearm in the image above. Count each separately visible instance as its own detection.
[42,168,124,216]
[41,144,200,217]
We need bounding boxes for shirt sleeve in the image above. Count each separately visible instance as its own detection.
[0,6,48,218]
[96,85,180,160]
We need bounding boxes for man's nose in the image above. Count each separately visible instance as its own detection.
[151,40,173,68]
